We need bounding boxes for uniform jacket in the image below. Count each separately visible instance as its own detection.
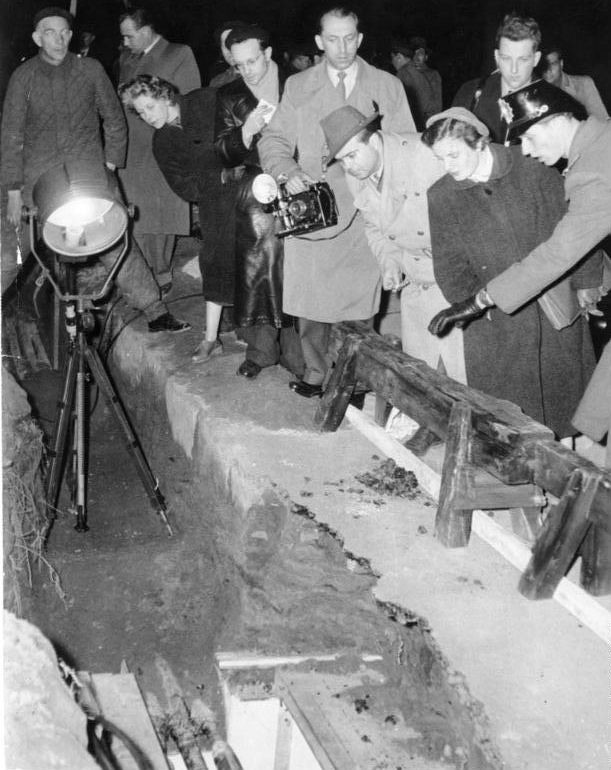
[487,117,611,313]
[428,144,597,437]
[0,52,126,205]
[118,37,200,235]
[258,56,415,322]
[560,72,609,121]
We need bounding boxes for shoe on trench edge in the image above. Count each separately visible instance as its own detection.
[191,338,223,363]
[237,360,261,378]
[148,313,191,333]
[289,380,323,398]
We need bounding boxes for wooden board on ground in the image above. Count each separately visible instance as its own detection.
[80,671,169,770]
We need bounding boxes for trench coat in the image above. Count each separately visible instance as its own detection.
[345,132,465,381]
[118,37,201,235]
[258,57,415,323]
[428,144,598,438]
[152,89,235,305]
[215,73,287,328]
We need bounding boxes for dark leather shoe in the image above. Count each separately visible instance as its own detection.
[237,360,261,379]
[289,380,323,398]
[148,313,191,333]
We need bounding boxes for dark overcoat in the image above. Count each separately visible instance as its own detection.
[428,144,598,438]
[214,74,287,328]
[152,88,235,304]
[118,38,201,235]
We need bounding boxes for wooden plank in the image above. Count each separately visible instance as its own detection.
[533,440,611,529]
[275,673,354,770]
[435,402,474,547]
[86,672,170,770]
[314,334,358,431]
[273,703,293,770]
[578,525,611,596]
[330,322,552,485]
[518,470,597,600]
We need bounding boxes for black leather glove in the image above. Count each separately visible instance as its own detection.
[428,294,487,336]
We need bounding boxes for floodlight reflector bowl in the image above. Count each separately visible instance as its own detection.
[33,161,128,261]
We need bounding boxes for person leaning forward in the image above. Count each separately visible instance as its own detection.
[428,80,611,464]
[258,6,415,398]
[0,6,188,332]
[319,104,466,384]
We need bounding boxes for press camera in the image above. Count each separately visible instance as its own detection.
[252,174,338,238]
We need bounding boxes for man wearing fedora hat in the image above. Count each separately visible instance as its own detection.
[320,104,466,387]
[429,79,611,465]
[258,6,414,398]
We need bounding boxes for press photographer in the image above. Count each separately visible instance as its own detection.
[258,6,415,398]
[214,23,304,381]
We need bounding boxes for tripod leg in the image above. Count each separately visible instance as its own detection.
[84,345,173,536]
[74,333,89,532]
[45,342,78,519]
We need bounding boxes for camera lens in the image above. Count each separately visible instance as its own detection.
[287,199,309,219]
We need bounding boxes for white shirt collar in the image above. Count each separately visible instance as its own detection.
[143,35,161,56]
[326,60,358,97]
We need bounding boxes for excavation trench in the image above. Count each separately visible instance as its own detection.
[14,358,502,770]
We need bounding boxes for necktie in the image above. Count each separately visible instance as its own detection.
[337,71,347,101]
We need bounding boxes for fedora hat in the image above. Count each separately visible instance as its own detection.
[501,79,586,142]
[320,105,381,162]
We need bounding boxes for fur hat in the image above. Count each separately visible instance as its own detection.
[320,105,381,161]
[501,79,586,142]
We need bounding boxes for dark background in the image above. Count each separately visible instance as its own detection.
[2,0,610,109]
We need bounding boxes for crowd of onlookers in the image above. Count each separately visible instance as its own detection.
[1,5,610,467]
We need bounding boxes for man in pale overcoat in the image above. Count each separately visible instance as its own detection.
[258,6,414,397]
[118,7,200,292]
[320,105,465,383]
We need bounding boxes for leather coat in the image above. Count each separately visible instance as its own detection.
[215,73,287,328]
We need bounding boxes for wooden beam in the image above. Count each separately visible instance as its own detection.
[328,322,552,485]
[435,402,474,547]
[519,470,598,600]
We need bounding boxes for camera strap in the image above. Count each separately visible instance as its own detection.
[295,208,359,241]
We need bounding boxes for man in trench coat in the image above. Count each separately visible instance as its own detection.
[258,6,414,397]
[118,7,201,292]
[320,105,466,385]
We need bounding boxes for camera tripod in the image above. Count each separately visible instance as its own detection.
[41,251,172,536]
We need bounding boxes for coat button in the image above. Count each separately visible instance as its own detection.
[417,230,424,235]
[415,192,420,196]
[389,234,396,240]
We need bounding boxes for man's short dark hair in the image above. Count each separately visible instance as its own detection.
[119,7,156,32]
[317,7,360,34]
[33,6,74,29]
[495,14,541,51]
[226,24,270,50]
[544,44,563,60]
[213,20,247,49]
[390,39,414,58]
